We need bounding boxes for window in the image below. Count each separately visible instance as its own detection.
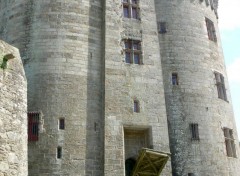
[223,128,237,158]
[57,147,62,159]
[214,72,227,101]
[205,18,217,42]
[158,22,167,34]
[124,40,142,64]
[59,118,65,130]
[28,112,40,141]
[190,123,199,140]
[188,173,194,176]
[134,100,140,113]
[172,73,178,85]
[123,0,140,19]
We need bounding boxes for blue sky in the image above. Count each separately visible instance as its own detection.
[219,0,240,137]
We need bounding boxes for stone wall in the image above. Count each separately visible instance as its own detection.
[0,40,27,176]
[104,0,172,175]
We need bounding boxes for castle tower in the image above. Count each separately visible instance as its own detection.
[0,1,105,175]
[1,0,240,176]
[0,0,172,175]
[155,0,240,175]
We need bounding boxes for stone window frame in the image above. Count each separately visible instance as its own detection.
[205,17,217,42]
[214,71,228,102]
[124,39,142,65]
[122,0,140,20]
[223,128,237,158]
[190,123,200,141]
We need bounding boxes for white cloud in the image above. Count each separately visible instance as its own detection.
[227,58,240,84]
[218,0,240,30]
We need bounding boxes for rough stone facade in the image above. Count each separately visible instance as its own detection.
[0,0,240,176]
[0,40,27,176]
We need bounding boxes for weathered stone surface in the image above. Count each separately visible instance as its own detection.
[0,0,239,176]
[0,40,27,176]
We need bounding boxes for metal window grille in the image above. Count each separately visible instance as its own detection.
[190,123,200,140]
[224,128,237,158]
[28,112,40,141]
[215,72,227,101]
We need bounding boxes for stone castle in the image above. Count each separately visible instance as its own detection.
[0,0,240,175]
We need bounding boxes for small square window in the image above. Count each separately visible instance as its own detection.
[158,22,167,34]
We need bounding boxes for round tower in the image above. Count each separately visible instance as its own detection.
[155,0,240,175]
[0,1,104,175]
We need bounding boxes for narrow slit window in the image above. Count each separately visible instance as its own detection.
[59,118,65,130]
[172,73,178,85]
[134,100,140,113]
[190,123,200,140]
[28,112,40,141]
[57,147,62,159]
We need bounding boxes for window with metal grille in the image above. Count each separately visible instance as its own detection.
[28,112,40,141]
[214,72,227,101]
[172,73,178,85]
[57,147,62,159]
[59,118,65,130]
[190,123,199,140]
[134,100,140,113]
[205,18,217,42]
[124,40,142,64]
[123,0,140,19]
[158,22,167,34]
[223,128,237,158]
